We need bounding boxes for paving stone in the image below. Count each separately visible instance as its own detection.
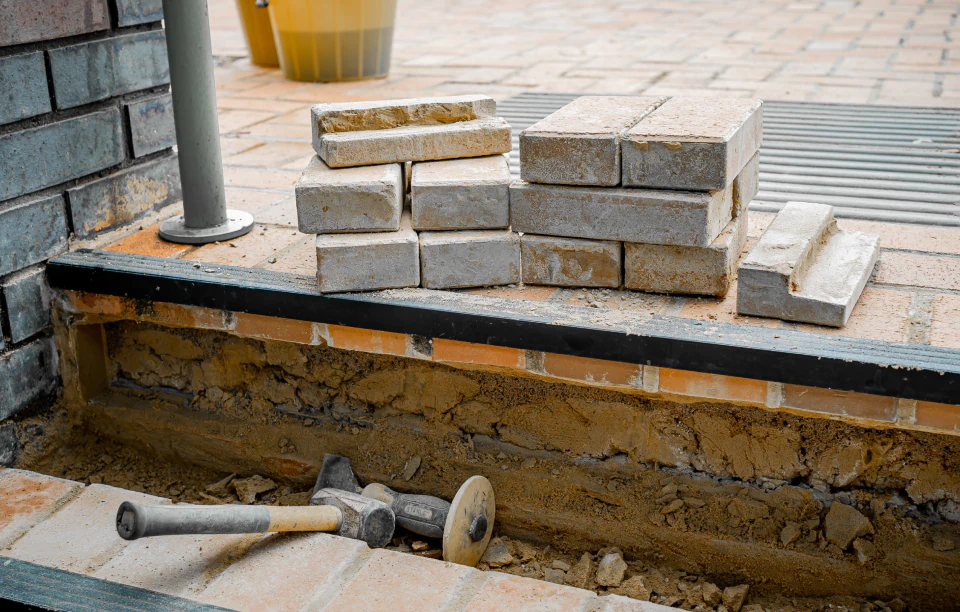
[48,30,170,110]
[420,229,520,289]
[67,156,182,238]
[0,470,83,549]
[114,0,163,26]
[316,212,420,293]
[411,155,510,230]
[125,93,176,157]
[520,96,665,186]
[737,202,880,327]
[196,533,366,612]
[622,97,762,190]
[0,0,109,47]
[1,267,52,344]
[0,52,51,126]
[0,109,124,202]
[4,483,167,575]
[465,572,595,611]
[296,156,402,234]
[521,235,621,288]
[0,195,68,277]
[311,94,496,142]
[510,179,733,247]
[317,117,512,168]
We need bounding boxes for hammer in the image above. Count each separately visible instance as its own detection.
[115,488,395,548]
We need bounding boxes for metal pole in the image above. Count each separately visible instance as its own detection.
[158,0,254,244]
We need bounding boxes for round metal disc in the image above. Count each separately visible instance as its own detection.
[158,209,255,245]
[442,475,495,567]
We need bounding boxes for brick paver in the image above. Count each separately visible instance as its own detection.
[0,470,83,549]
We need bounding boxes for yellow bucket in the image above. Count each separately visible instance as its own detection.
[235,0,279,67]
[267,0,397,82]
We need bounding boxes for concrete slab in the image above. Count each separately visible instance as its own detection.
[519,96,666,186]
[0,470,83,549]
[737,202,881,327]
[317,117,512,168]
[521,235,622,288]
[622,97,762,191]
[420,229,520,289]
[295,156,402,234]
[411,155,510,230]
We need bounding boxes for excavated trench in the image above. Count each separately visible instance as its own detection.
[14,319,960,611]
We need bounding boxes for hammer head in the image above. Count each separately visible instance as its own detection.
[311,487,394,548]
[312,454,361,495]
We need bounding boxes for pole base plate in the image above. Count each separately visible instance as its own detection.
[158,210,255,245]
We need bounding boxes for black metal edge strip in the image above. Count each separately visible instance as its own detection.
[46,250,960,405]
[0,557,234,612]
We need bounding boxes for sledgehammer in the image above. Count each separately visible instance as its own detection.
[115,488,395,548]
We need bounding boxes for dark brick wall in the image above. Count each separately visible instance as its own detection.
[0,0,180,438]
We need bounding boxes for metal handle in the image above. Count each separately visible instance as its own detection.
[362,483,450,539]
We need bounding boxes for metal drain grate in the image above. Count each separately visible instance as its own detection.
[499,92,960,227]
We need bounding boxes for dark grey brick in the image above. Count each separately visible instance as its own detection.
[114,0,163,26]
[0,196,68,277]
[126,94,176,157]
[0,108,124,202]
[2,268,51,345]
[0,337,59,421]
[48,31,170,110]
[0,422,19,467]
[67,155,181,238]
[0,0,110,48]
[0,52,51,126]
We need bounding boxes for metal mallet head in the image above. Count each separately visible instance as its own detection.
[310,488,394,548]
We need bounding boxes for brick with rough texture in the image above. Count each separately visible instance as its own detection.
[465,572,594,611]
[316,212,419,293]
[0,470,83,549]
[520,96,665,186]
[311,94,496,142]
[0,0,109,47]
[48,31,170,109]
[0,109,124,202]
[734,151,760,209]
[67,156,182,238]
[2,268,51,344]
[510,179,733,247]
[0,337,60,421]
[420,229,520,289]
[5,484,166,574]
[125,94,176,157]
[114,0,163,26]
[317,117,512,168]
[622,97,762,190]
[296,156,402,234]
[521,235,621,288]
[0,52,50,126]
[0,195,69,277]
[411,155,510,230]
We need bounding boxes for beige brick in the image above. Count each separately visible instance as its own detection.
[521,235,621,288]
[420,229,520,289]
[295,156,402,234]
[465,572,595,611]
[411,155,510,230]
[0,470,83,549]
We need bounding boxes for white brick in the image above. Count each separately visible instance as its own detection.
[420,230,520,289]
[521,235,621,288]
[296,156,402,234]
[411,155,510,230]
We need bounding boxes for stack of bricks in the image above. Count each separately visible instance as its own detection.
[296,95,515,293]
[512,96,762,296]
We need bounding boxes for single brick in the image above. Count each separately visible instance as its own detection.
[48,30,170,109]
[420,229,520,289]
[114,0,163,26]
[1,267,52,344]
[5,484,167,575]
[734,151,760,209]
[509,179,733,247]
[311,94,496,142]
[0,109,124,202]
[520,96,665,186]
[521,235,621,288]
[296,156,402,234]
[0,195,68,277]
[0,470,83,549]
[316,212,420,293]
[0,52,51,126]
[317,117,512,168]
[465,572,595,611]
[125,93,176,157]
[67,156,182,238]
[622,97,763,190]
[195,533,366,611]
[0,0,109,47]
[0,337,60,421]
[737,202,880,327]
[411,155,510,230]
